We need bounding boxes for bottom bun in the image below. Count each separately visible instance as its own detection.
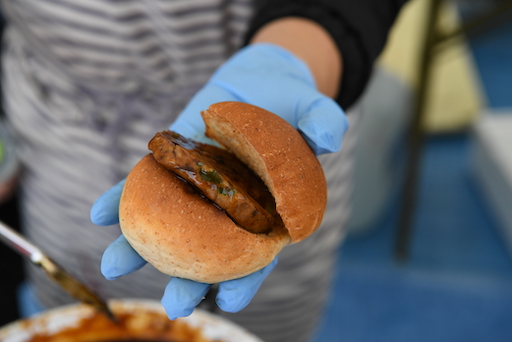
[119,154,291,283]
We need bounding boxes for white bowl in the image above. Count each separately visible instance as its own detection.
[0,299,263,342]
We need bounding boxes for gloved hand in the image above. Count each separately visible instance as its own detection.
[91,43,348,320]
[92,179,278,318]
[171,43,348,154]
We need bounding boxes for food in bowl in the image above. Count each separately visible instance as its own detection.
[0,300,262,342]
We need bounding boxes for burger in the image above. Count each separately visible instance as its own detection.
[119,101,327,284]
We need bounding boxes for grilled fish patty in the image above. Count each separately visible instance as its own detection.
[149,131,275,233]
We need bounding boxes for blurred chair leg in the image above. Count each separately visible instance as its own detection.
[394,0,443,262]
[393,0,512,262]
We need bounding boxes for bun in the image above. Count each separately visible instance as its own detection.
[119,102,327,283]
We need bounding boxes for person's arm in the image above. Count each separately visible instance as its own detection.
[246,0,409,110]
[250,17,342,99]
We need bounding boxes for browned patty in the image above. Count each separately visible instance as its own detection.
[148,131,275,234]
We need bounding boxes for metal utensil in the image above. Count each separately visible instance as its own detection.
[0,220,117,323]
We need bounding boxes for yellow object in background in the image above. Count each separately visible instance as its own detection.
[378,0,486,133]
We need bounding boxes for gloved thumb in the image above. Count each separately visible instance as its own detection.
[297,97,348,155]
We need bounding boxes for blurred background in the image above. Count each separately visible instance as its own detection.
[1,0,512,341]
[312,0,512,341]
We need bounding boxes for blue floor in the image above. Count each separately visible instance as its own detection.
[314,13,512,342]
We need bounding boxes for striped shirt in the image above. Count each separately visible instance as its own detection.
[1,1,359,341]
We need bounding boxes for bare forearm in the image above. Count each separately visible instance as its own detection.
[250,17,342,99]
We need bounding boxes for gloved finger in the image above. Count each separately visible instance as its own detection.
[216,258,278,313]
[101,235,147,280]
[90,179,126,226]
[162,277,211,320]
[297,97,349,155]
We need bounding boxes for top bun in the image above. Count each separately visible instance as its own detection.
[203,102,327,242]
[119,102,327,283]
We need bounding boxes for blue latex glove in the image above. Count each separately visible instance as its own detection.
[171,43,348,154]
[91,43,348,319]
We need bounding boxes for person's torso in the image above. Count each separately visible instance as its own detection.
[2,0,254,93]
